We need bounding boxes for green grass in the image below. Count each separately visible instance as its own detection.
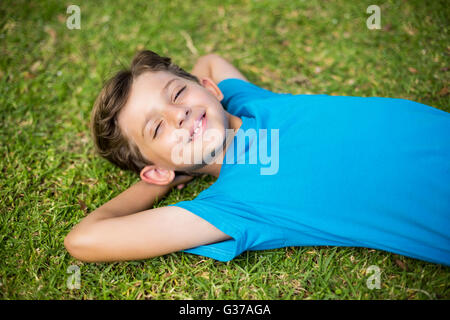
[1,0,449,299]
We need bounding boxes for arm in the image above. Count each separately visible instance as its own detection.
[64,176,231,262]
[71,174,193,224]
[191,53,248,85]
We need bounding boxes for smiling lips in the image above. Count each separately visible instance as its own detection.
[189,112,206,142]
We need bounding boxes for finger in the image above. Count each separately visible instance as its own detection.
[178,176,194,184]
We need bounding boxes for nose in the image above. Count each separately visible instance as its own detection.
[169,106,191,129]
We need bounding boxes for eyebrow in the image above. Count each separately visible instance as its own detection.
[141,77,178,138]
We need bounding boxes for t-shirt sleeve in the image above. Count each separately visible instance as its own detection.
[167,195,286,262]
[167,198,244,261]
[217,78,292,117]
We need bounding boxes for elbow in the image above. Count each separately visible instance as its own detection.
[200,53,220,60]
[64,231,97,263]
[198,53,222,66]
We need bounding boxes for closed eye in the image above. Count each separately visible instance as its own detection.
[174,85,186,101]
[152,85,186,139]
[153,121,162,138]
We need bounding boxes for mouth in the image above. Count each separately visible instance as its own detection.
[189,111,207,143]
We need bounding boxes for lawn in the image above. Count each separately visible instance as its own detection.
[0,0,449,299]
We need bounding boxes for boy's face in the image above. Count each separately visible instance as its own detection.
[118,71,228,172]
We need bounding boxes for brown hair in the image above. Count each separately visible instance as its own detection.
[90,50,200,175]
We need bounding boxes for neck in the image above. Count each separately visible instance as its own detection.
[193,112,242,178]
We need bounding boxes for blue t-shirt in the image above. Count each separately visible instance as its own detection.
[168,78,450,266]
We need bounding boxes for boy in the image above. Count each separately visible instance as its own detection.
[64,50,450,266]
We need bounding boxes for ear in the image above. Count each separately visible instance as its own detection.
[199,77,224,102]
[140,165,175,186]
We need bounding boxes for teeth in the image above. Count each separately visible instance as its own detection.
[190,115,204,141]
[193,118,202,134]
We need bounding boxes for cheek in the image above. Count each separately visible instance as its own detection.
[167,128,191,144]
[203,128,225,147]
